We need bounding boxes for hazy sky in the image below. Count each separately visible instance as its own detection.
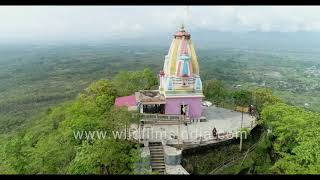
[1,6,320,42]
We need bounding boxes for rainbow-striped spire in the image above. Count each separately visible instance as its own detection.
[159,26,203,97]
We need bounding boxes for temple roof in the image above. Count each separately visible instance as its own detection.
[135,90,166,104]
[164,26,200,77]
[159,25,204,98]
[115,95,137,107]
[174,24,190,37]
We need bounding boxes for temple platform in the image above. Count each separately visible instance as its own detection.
[130,105,257,145]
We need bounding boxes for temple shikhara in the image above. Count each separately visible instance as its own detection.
[115,25,204,121]
[158,25,204,119]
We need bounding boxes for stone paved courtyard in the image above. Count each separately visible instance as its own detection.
[131,106,256,144]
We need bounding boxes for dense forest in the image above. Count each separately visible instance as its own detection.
[0,40,320,174]
[0,69,157,174]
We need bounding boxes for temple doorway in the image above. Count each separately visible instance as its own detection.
[180,104,188,115]
[142,104,165,114]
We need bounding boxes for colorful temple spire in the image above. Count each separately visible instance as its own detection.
[159,25,203,97]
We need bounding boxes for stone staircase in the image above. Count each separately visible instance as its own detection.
[149,142,166,174]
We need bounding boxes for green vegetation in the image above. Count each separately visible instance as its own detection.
[0,44,162,134]
[203,80,230,107]
[114,68,158,96]
[261,102,320,174]
[233,89,252,109]
[0,69,157,174]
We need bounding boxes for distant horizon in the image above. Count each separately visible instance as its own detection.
[1,6,320,42]
[1,30,320,54]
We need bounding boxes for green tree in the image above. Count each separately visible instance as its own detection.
[261,102,320,174]
[3,135,31,174]
[81,79,117,113]
[203,79,229,106]
[27,133,76,174]
[233,89,252,151]
[233,89,252,123]
[142,68,158,90]
[233,89,252,109]
[113,68,158,96]
[68,139,139,174]
[252,88,281,114]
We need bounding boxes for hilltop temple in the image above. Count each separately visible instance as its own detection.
[115,25,204,120]
[115,25,258,175]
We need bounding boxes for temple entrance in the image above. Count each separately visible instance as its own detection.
[143,104,165,114]
[180,104,188,115]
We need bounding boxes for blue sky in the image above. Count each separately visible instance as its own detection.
[1,6,320,42]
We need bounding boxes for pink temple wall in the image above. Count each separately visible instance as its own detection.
[165,97,203,118]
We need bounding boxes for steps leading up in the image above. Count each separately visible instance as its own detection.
[149,142,166,174]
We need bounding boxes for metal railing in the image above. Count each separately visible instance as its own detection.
[133,113,190,123]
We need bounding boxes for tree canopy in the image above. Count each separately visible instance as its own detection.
[0,69,156,174]
[261,102,320,174]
